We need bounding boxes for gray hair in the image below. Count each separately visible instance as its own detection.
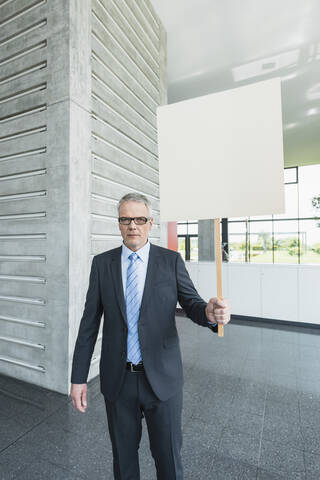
[117,192,152,218]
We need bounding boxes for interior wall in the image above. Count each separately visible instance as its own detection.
[0,0,71,392]
[87,0,167,382]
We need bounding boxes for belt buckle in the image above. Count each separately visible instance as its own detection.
[130,362,135,372]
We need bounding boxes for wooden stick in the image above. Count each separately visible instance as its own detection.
[214,218,224,337]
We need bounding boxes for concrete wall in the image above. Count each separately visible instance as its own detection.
[90,0,165,255]
[0,0,71,393]
[87,0,167,381]
[0,0,166,394]
[198,219,215,261]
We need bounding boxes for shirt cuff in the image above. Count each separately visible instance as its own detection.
[207,321,217,327]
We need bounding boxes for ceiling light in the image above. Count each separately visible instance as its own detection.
[284,122,299,130]
[306,107,319,116]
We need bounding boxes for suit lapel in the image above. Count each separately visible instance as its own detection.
[139,242,161,318]
[110,246,126,325]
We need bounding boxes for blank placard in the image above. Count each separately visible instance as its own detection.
[157,78,285,222]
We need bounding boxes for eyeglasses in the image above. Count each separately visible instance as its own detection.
[118,217,150,225]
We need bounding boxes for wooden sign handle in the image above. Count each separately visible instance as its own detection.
[214,218,224,337]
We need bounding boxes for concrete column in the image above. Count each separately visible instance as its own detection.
[0,0,166,394]
[0,0,73,393]
[159,20,168,247]
[198,219,215,261]
[67,1,92,389]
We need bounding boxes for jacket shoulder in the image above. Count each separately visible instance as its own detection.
[93,246,121,263]
[152,243,179,258]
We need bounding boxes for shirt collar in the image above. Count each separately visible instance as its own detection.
[121,239,150,263]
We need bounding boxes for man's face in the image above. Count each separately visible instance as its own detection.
[118,201,153,251]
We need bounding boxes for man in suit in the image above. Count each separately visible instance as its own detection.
[70,192,231,480]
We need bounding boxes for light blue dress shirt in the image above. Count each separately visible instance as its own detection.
[121,240,150,300]
[121,240,150,363]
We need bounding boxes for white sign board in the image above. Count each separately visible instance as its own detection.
[157,78,285,222]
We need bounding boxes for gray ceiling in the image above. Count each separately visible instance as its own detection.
[151,0,320,167]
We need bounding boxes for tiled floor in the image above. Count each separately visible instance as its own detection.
[0,317,320,479]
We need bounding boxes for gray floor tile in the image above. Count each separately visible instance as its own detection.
[300,425,320,455]
[269,373,298,390]
[304,451,320,480]
[219,428,261,467]
[297,379,320,396]
[0,416,30,451]
[183,416,223,450]
[0,392,29,419]
[259,438,306,476]
[265,384,300,405]
[299,393,320,428]
[209,454,258,479]
[225,411,264,438]
[262,413,304,450]
[264,398,300,422]
[13,459,85,480]
[1,318,320,479]
[231,393,266,416]
[257,468,305,479]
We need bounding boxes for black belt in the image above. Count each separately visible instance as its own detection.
[126,361,144,372]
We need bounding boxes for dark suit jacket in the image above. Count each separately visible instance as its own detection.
[71,242,218,402]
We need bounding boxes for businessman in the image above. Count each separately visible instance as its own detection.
[70,192,231,480]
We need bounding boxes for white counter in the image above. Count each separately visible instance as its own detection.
[183,262,320,326]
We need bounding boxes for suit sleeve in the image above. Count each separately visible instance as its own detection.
[176,253,218,333]
[71,256,104,384]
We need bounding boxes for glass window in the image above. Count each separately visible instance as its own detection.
[284,167,298,183]
[249,221,273,263]
[177,221,199,261]
[298,164,320,218]
[273,220,299,264]
[228,216,247,221]
[273,183,298,220]
[228,222,247,263]
[299,219,320,264]
[190,237,198,261]
[177,223,187,235]
[188,223,198,235]
[178,237,186,260]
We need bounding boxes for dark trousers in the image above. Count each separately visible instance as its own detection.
[103,368,184,480]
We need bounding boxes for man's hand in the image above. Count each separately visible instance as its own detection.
[70,383,88,413]
[205,297,231,326]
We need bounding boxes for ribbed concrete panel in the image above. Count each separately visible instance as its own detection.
[0,0,49,384]
[90,0,166,254]
[0,0,71,393]
[92,96,158,155]
[91,57,157,129]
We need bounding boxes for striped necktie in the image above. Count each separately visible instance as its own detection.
[126,252,142,365]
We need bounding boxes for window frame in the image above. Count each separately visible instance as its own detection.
[177,221,198,261]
